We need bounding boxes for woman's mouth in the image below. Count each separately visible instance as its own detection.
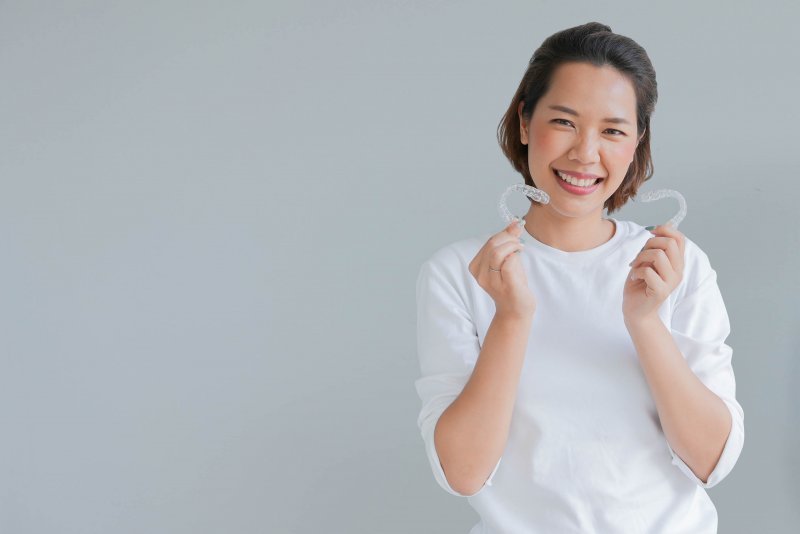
[552,168,603,195]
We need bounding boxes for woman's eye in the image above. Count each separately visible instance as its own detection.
[551,119,626,136]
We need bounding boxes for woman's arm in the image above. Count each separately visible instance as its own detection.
[623,223,742,486]
[626,315,732,483]
[435,309,533,496]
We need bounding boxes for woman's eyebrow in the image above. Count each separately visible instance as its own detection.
[548,104,631,125]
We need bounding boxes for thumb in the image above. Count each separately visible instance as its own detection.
[505,218,522,236]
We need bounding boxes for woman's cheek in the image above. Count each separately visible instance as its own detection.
[530,128,563,155]
[609,141,637,165]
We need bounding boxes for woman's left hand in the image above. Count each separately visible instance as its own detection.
[622,223,685,325]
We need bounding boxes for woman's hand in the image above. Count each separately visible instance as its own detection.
[469,219,536,318]
[623,223,685,326]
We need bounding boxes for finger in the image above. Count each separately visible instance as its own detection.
[487,222,524,249]
[475,221,520,262]
[504,218,524,237]
[499,246,524,280]
[635,236,681,274]
[487,244,524,285]
[641,266,668,298]
[650,224,685,258]
[484,240,524,273]
[629,247,678,283]
[632,265,668,298]
[641,248,674,283]
[491,248,526,289]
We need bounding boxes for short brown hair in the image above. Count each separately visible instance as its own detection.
[497,22,658,215]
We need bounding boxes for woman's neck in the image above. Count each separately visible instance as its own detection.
[523,207,616,252]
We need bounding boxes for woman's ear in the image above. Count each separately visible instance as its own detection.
[518,101,529,145]
[637,128,646,145]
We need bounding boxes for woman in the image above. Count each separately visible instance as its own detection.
[414,22,744,533]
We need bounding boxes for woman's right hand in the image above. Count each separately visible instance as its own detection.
[468,219,536,318]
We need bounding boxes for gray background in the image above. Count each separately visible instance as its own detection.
[1,1,797,533]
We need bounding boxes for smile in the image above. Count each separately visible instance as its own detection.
[551,168,603,196]
[553,169,603,187]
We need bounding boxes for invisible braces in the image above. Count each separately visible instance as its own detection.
[498,184,687,229]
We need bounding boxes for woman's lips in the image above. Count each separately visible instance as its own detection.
[552,168,602,195]
[554,168,604,180]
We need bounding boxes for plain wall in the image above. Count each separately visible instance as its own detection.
[1,1,797,533]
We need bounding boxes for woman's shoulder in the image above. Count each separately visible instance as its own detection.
[417,233,490,285]
[677,231,717,301]
[422,233,490,267]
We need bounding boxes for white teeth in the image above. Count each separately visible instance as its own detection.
[556,170,599,187]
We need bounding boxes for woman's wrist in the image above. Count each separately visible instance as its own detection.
[495,307,536,323]
[624,313,662,332]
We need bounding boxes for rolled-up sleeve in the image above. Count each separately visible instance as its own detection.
[667,247,745,489]
[413,256,501,497]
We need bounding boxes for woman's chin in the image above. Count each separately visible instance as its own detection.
[546,198,607,218]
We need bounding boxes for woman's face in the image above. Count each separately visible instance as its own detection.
[520,61,642,219]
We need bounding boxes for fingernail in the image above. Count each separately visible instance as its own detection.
[645,225,655,231]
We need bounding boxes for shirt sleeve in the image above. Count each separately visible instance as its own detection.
[413,255,502,497]
[666,245,745,489]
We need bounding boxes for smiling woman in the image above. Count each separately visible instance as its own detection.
[414,21,744,534]
[499,25,657,217]
[522,62,639,212]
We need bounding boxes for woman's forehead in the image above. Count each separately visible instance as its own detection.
[540,62,637,119]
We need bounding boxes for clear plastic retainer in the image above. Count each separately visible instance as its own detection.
[498,184,550,225]
[498,184,687,229]
[634,188,687,229]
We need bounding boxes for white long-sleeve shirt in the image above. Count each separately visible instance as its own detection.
[414,218,744,534]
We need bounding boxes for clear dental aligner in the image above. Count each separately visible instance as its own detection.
[498,183,687,230]
[498,184,550,224]
[634,188,687,229]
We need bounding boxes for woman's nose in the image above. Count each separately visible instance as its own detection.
[568,132,600,164]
